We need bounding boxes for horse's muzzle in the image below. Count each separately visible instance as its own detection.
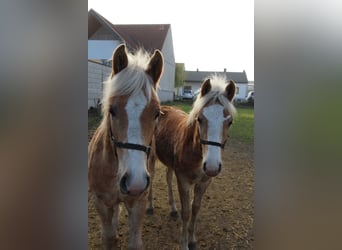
[203,162,222,177]
[120,173,150,196]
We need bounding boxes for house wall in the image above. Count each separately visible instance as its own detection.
[88,61,111,109]
[181,81,202,95]
[248,81,254,92]
[235,83,248,100]
[88,40,122,60]
[159,28,176,102]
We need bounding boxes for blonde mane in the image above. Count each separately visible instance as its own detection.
[98,48,159,131]
[187,75,237,126]
[101,48,158,116]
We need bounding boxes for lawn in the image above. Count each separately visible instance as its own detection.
[161,100,193,113]
[229,106,254,143]
[88,101,254,144]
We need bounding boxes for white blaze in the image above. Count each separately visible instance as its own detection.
[202,105,230,173]
[124,92,148,190]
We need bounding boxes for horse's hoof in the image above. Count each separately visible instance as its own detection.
[146,207,154,215]
[169,211,178,219]
[188,242,196,250]
[102,237,119,250]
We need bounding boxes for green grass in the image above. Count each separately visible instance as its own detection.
[88,109,102,131]
[161,100,193,113]
[229,106,254,144]
[88,101,254,144]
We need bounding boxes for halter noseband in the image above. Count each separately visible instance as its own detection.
[109,126,151,157]
[112,138,151,156]
[200,139,226,149]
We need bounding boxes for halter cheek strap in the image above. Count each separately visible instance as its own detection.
[200,139,227,149]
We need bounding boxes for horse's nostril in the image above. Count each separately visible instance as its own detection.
[120,173,129,194]
[203,162,207,172]
[145,175,151,190]
[218,163,222,172]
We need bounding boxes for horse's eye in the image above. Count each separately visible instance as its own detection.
[109,106,116,117]
[155,110,161,119]
[197,117,202,124]
[228,121,233,127]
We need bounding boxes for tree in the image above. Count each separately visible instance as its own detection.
[174,63,185,88]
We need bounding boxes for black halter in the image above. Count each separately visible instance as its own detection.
[109,127,151,157]
[200,139,227,149]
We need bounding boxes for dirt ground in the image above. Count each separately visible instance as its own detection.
[88,138,254,249]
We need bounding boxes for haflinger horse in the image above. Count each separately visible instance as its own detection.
[88,44,163,250]
[153,75,236,250]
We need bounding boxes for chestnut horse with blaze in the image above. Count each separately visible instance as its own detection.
[152,76,236,250]
[88,44,163,250]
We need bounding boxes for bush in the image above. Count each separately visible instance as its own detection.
[235,100,254,108]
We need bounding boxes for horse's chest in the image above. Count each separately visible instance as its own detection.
[188,167,208,184]
[94,192,117,207]
[175,159,204,183]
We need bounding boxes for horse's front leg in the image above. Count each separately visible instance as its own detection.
[146,149,155,214]
[125,195,147,250]
[94,195,118,250]
[188,179,212,250]
[177,175,191,250]
[167,166,178,218]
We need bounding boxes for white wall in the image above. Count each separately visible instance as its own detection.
[88,40,122,60]
[248,82,254,92]
[159,28,176,102]
[88,61,111,109]
[235,83,248,100]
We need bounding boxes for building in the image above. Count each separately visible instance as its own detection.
[180,69,249,101]
[248,80,254,92]
[88,9,175,108]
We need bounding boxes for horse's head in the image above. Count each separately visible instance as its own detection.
[193,77,236,177]
[104,45,163,196]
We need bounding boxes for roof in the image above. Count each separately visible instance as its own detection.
[185,70,248,83]
[88,9,122,40]
[111,24,170,52]
[88,9,170,52]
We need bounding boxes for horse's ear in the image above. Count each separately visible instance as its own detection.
[225,80,236,102]
[112,44,128,76]
[200,79,211,97]
[146,50,164,88]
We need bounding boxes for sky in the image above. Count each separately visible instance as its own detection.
[88,0,254,81]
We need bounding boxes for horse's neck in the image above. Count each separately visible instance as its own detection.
[184,121,201,153]
[88,121,118,191]
[98,120,117,165]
